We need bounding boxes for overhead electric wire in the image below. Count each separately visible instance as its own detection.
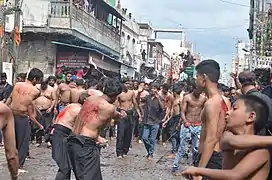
[218,0,250,7]
[186,24,246,32]
[164,18,248,32]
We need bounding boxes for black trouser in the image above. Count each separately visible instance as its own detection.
[100,126,108,138]
[194,151,222,180]
[156,110,168,142]
[167,114,180,153]
[31,110,53,143]
[116,110,134,156]
[52,124,72,180]
[0,130,2,144]
[133,112,140,138]
[67,135,102,180]
[156,124,169,142]
[14,115,31,168]
[138,123,144,140]
[100,126,115,139]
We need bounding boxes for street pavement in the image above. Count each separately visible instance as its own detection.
[0,140,187,180]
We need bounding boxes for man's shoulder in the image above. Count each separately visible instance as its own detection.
[205,95,222,106]
[184,93,191,99]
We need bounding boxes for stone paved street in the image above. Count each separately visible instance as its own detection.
[0,140,187,180]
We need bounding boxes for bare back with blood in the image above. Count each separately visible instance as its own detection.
[54,103,82,130]
[198,95,229,154]
[73,96,116,140]
[10,82,40,116]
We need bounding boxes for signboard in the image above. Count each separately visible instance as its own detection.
[2,62,13,84]
[56,52,88,68]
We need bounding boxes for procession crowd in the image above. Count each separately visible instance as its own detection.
[0,59,272,180]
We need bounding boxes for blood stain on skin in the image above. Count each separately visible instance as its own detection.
[55,106,70,122]
[79,102,99,124]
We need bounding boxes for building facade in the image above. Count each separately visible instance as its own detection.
[249,0,272,70]
[3,0,138,79]
[232,41,251,75]
[117,4,141,79]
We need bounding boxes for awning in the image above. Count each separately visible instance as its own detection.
[52,41,134,69]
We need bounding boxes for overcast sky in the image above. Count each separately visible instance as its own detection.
[120,0,250,70]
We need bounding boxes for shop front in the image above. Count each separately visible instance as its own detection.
[54,42,121,80]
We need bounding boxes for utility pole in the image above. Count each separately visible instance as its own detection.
[0,0,5,72]
[12,0,21,81]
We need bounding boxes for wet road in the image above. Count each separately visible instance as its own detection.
[0,140,187,180]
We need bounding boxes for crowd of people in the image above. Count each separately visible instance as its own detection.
[0,59,272,180]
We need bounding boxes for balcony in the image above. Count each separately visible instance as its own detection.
[49,0,121,54]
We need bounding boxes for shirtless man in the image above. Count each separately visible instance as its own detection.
[56,72,73,112]
[162,83,183,158]
[47,76,58,89]
[0,103,19,180]
[192,60,231,180]
[70,79,85,103]
[172,82,206,175]
[132,80,141,141]
[52,93,90,180]
[218,83,232,109]
[158,83,172,145]
[8,68,44,170]
[67,78,126,180]
[134,81,149,143]
[34,78,57,146]
[182,94,271,180]
[115,79,141,158]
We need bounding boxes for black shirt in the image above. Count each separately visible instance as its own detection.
[142,95,163,125]
[262,85,272,99]
[246,88,259,95]
[0,83,13,101]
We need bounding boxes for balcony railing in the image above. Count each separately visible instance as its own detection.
[50,0,121,53]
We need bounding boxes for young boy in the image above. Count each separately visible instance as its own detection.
[182,94,271,180]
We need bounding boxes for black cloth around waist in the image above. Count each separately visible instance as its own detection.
[13,114,29,122]
[194,151,222,169]
[53,124,71,136]
[117,108,134,115]
[67,135,96,146]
